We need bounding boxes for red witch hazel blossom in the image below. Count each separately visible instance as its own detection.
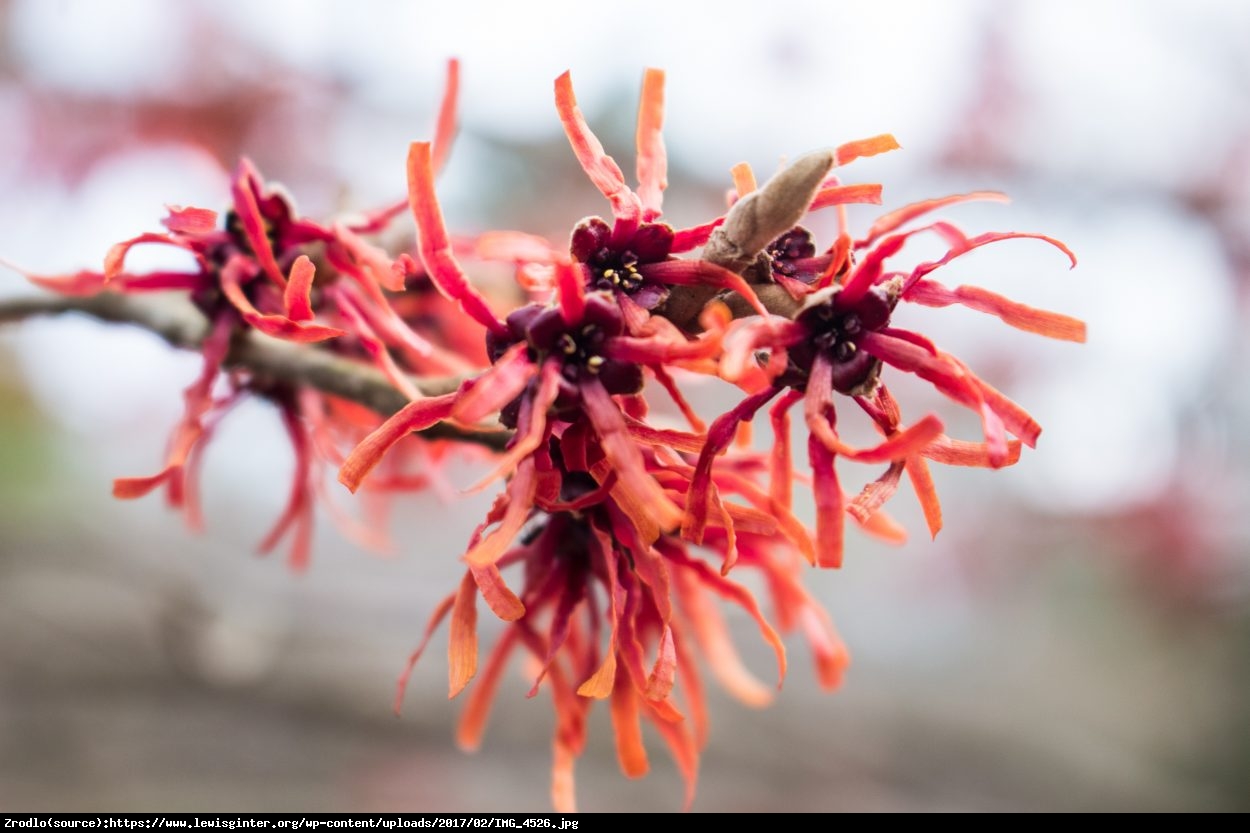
[693,174,1085,569]
[5,61,1086,811]
[8,62,473,568]
[327,69,1083,810]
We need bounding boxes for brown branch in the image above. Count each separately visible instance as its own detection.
[0,292,510,450]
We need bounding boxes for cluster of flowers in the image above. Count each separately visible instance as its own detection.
[22,63,1083,810]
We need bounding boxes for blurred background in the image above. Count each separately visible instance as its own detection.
[2,0,1249,812]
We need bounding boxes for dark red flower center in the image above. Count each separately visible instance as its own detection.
[489,293,645,427]
[767,227,818,278]
[779,282,899,395]
[570,217,674,301]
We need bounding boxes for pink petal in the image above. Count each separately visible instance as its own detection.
[469,563,525,622]
[670,218,724,253]
[808,430,845,569]
[333,224,407,292]
[634,68,668,221]
[682,387,779,544]
[102,232,181,281]
[730,162,757,197]
[431,58,460,175]
[581,379,684,533]
[923,434,1023,467]
[846,462,904,524]
[407,142,508,336]
[833,133,900,167]
[161,205,218,234]
[906,279,1087,342]
[394,591,456,714]
[640,259,771,320]
[338,393,458,492]
[464,459,539,567]
[465,360,561,493]
[219,257,344,343]
[448,572,479,699]
[450,343,536,424]
[456,628,521,751]
[282,255,316,321]
[554,71,643,243]
[859,191,1009,247]
[555,260,585,325]
[906,456,943,539]
[667,544,787,689]
[611,682,650,778]
[904,230,1078,292]
[809,183,883,211]
[229,159,287,287]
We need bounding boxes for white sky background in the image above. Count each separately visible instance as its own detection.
[2,0,1247,519]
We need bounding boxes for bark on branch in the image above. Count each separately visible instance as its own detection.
[0,292,506,449]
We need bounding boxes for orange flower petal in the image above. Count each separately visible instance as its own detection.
[282,255,316,322]
[554,71,642,235]
[905,455,943,538]
[456,628,520,751]
[730,162,757,198]
[907,279,1087,342]
[338,393,457,492]
[610,681,650,778]
[634,68,667,221]
[833,133,900,167]
[229,159,286,287]
[161,205,218,234]
[469,563,525,622]
[431,58,460,175]
[448,572,479,699]
[809,431,845,569]
[809,183,883,211]
[450,343,535,423]
[860,191,1009,247]
[393,591,455,714]
[464,459,539,567]
[407,142,508,336]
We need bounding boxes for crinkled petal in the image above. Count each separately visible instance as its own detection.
[338,393,457,492]
[833,133,900,167]
[407,142,508,336]
[451,343,536,424]
[102,232,183,281]
[394,592,456,714]
[448,572,479,698]
[554,71,643,242]
[730,162,757,197]
[906,279,1087,342]
[634,68,667,221]
[860,191,1009,247]
[229,159,286,286]
[431,58,460,174]
[219,257,344,343]
[581,379,684,533]
[611,676,649,777]
[161,205,218,234]
[282,255,316,322]
[808,429,845,569]
[809,183,883,211]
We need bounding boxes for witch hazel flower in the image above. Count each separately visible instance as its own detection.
[477,70,839,334]
[693,183,1085,568]
[335,136,855,808]
[339,140,724,537]
[385,437,845,811]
